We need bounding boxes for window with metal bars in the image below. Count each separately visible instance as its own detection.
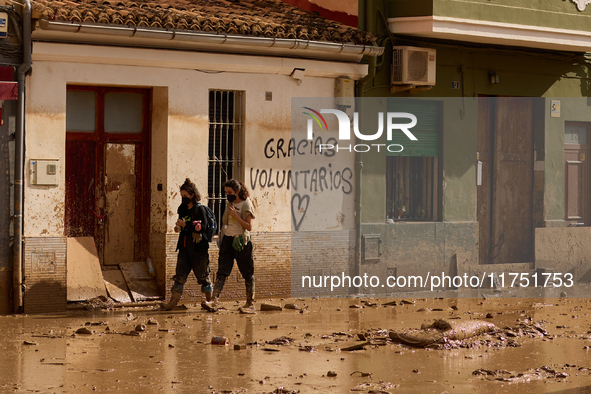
[208,90,244,225]
[386,156,438,221]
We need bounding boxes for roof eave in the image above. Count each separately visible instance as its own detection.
[34,19,384,63]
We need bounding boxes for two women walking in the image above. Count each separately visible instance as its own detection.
[162,178,256,310]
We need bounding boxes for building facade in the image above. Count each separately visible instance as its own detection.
[0,0,382,313]
[354,0,591,294]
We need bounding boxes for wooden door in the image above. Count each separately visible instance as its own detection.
[477,98,493,265]
[490,98,534,263]
[65,86,151,266]
[564,123,591,226]
[478,97,534,264]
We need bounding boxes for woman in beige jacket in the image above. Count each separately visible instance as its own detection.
[211,179,256,308]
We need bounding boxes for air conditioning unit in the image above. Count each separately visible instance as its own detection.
[392,46,436,85]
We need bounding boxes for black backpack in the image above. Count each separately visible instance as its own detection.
[198,203,218,242]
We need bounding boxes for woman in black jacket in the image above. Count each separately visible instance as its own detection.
[162,178,213,310]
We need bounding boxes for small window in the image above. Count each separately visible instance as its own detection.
[104,92,143,133]
[385,98,440,221]
[386,156,438,221]
[208,90,244,223]
[66,91,96,132]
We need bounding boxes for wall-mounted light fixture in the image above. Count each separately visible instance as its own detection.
[489,71,500,84]
[290,68,305,85]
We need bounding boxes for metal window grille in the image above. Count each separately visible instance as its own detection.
[208,90,243,224]
[386,156,438,221]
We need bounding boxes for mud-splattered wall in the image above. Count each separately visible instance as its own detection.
[22,42,367,308]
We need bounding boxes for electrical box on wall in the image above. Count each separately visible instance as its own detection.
[335,77,354,113]
[0,13,7,38]
[30,159,59,186]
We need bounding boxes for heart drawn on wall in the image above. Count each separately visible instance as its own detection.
[291,193,310,231]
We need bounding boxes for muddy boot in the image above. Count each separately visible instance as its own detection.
[212,275,226,299]
[243,280,254,309]
[161,290,182,311]
[201,283,213,302]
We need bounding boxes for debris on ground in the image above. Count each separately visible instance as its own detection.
[81,296,114,311]
[261,303,283,311]
[339,341,371,351]
[472,365,572,382]
[389,319,495,348]
[350,371,372,377]
[267,336,295,346]
[350,381,399,392]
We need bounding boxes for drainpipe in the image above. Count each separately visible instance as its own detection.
[353,0,377,286]
[353,56,375,282]
[13,0,31,313]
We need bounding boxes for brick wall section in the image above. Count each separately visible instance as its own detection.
[164,232,291,303]
[291,230,355,298]
[23,237,67,313]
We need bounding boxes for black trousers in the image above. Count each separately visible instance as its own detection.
[217,235,254,284]
[173,242,212,293]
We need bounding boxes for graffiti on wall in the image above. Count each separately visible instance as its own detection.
[251,137,353,231]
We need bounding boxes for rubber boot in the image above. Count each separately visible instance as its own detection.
[243,280,254,309]
[212,275,227,300]
[161,290,182,311]
[201,283,213,301]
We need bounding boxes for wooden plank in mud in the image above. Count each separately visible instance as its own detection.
[119,261,161,301]
[102,269,133,303]
[66,237,108,301]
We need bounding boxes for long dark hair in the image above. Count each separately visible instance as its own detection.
[225,179,249,201]
[180,178,201,203]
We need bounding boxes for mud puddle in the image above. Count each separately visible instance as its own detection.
[1,297,591,393]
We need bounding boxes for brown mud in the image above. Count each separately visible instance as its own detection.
[1,297,591,393]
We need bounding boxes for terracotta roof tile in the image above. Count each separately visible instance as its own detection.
[32,0,376,45]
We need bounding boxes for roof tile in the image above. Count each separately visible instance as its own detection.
[32,0,376,45]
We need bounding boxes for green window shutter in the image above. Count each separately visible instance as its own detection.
[386,98,440,157]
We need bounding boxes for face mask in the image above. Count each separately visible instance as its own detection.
[226,195,237,202]
[181,197,191,205]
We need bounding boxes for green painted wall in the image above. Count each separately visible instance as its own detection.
[365,47,587,99]
[440,99,477,222]
[356,97,479,224]
[358,46,589,226]
[388,0,591,32]
[355,0,591,272]
[356,97,389,223]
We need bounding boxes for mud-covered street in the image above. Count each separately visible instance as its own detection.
[2,296,591,393]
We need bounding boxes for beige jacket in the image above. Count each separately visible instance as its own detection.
[217,197,255,246]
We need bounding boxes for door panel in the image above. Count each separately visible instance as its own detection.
[65,140,97,237]
[478,97,534,264]
[564,123,590,226]
[491,98,534,264]
[477,99,492,265]
[104,143,136,266]
[65,86,150,266]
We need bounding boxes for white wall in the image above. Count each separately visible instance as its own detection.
[25,43,363,237]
